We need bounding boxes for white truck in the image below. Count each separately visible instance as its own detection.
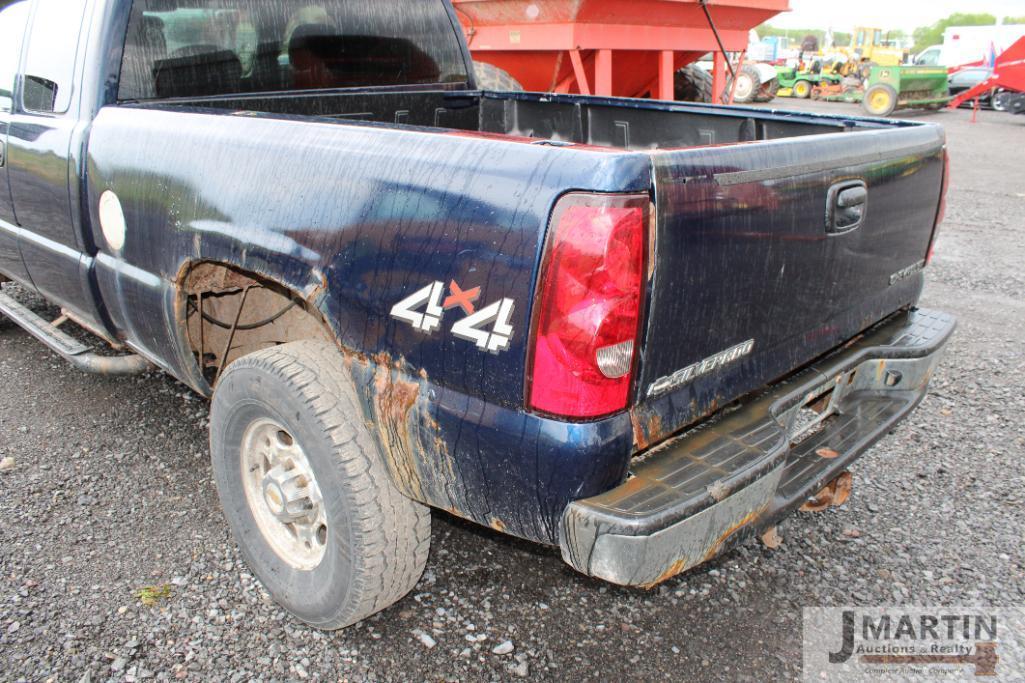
[915,24,1025,68]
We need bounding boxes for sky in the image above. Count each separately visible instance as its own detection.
[768,0,1025,32]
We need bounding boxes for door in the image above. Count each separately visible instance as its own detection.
[6,0,98,321]
[0,0,32,285]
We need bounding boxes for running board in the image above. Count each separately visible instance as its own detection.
[0,291,151,376]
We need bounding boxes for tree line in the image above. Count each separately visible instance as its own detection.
[758,13,1025,54]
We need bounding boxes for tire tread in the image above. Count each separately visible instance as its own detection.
[213,340,430,629]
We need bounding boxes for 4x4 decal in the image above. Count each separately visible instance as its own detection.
[390,281,446,333]
[391,280,515,354]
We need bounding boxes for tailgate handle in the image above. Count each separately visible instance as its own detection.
[826,180,867,235]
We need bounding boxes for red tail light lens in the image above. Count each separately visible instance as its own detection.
[527,193,649,420]
[927,148,950,265]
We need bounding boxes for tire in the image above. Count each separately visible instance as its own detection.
[863,83,898,117]
[792,79,813,99]
[730,64,760,103]
[993,91,1010,112]
[757,76,780,102]
[210,340,431,630]
[472,61,523,91]
[674,64,713,103]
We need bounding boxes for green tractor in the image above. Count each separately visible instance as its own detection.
[822,65,950,116]
[775,66,842,99]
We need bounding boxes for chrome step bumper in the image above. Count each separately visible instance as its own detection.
[559,308,956,587]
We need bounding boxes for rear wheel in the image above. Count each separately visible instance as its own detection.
[472,61,523,91]
[674,64,713,103]
[753,74,780,102]
[210,340,431,629]
[863,83,898,117]
[792,79,813,99]
[729,64,761,103]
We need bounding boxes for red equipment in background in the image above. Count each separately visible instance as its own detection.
[947,36,1025,110]
[453,0,789,103]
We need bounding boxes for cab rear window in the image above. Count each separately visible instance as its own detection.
[117,0,469,101]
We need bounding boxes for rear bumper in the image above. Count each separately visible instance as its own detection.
[558,308,956,587]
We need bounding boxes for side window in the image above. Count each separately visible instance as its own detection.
[0,1,31,113]
[21,0,89,113]
[118,0,469,102]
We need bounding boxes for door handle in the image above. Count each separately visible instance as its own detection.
[826,180,867,234]
[837,186,867,208]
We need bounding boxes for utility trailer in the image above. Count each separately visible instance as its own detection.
[946,36,1025,116]
[452,0,787,103]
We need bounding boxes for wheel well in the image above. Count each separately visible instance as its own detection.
[180,262,334,386]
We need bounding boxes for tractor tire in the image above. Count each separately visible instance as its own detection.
[753,74,780,102]
[730,64,761,104]
[210,340,431,630]
[675,64,713,103]
[863,83,898,117]
[792,79,813,99]
[472,61,523,91]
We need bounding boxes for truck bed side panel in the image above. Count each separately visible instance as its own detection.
[84,106,651,542]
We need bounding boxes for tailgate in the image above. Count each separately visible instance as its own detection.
[632,123,946,448]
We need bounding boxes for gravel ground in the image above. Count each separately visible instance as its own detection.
[2,101,1024,683]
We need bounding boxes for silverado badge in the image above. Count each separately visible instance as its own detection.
[646,339,756,397]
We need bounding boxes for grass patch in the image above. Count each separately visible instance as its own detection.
[135,584,173,606]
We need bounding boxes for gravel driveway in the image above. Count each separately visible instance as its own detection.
[2,101,1023,682]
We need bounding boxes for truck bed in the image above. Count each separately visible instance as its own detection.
[156,88,902,149]
[159,87,942,447]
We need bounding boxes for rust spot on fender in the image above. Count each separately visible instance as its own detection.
[630,409,663,451]
[346,352,467,520]
[630,412,647,450]
[490,518,507,532]
[367,352,426,501]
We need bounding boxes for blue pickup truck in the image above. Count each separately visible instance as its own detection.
[0,0,954,629]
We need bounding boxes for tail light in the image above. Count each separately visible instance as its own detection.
[926,148,950,265]
[527,193,649,420]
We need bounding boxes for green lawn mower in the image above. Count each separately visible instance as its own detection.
[775,66,843,99]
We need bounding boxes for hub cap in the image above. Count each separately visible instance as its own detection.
[241,419,327,570]
[869,90,892,114]
[733,74,755,100]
